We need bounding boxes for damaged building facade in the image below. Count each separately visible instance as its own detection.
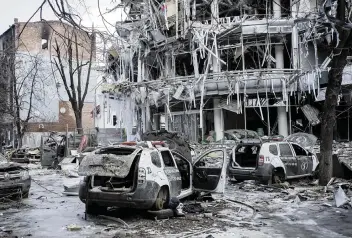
[94,0,352,142]
[0,19,98,147]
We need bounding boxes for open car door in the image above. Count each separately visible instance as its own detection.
[192,148,227,193]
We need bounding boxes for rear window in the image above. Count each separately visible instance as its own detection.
[279,144,293,156]
[269,145,278,155]
[95,147,135,155]
[161,151,175,167]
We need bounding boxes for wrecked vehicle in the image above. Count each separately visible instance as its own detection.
[9,147,41,164]
[219,129,262,144]
[0,153,31,198]
[78,141,227,215]
[229,133,319,183]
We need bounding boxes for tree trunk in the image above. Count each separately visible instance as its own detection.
[75,110,83,135]
[15,119,22,148]
[319,50,348,185]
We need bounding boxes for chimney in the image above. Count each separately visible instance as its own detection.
[14,18,18,24]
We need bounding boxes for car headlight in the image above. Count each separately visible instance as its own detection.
[21,171,30,180]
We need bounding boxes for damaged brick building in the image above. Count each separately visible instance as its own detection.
[94,0,352,142]
[0,19,98,147]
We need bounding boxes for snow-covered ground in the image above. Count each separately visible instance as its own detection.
[0,168,351,238]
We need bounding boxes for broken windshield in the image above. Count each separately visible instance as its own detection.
[226,130,259,140]
[0,154,6,163]
[95,147,135,156]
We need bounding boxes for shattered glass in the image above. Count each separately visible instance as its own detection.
[285,133,318,149]
[0,154,6,163]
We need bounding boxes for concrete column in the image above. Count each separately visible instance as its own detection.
[275,45,284,69]
[275,44,288,136]
[145,105,152,132]
[278,106,288,137]
[153,114,160,130]
[213,98,223,141]
[273,0,281,18]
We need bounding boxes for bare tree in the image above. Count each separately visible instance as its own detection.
[0,50,44,148]
[51,26,94,134]
[319,0,352,185]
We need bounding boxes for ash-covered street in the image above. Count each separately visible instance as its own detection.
[1,168,352,238]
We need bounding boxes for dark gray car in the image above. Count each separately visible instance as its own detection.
[0,154,31,198]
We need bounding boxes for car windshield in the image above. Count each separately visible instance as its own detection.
[228,130,258,140]
[0,154,7,163]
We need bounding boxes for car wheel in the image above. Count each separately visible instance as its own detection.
[271,169,285,185]
[147,209,174,220]
[154,187,169,210]
[86,203,107,215]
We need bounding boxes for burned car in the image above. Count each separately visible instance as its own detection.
[78,141,227,215]
[0,153,31,198]
[228,133,319,183]
[219,129,262,144]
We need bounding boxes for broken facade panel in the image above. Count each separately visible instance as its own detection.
[95,0,349,142]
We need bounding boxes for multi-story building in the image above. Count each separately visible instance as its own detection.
[94,0,352,142]
[0,19,98,147]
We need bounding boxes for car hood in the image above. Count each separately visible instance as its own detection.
[78,150,140,177]
[0,162,26,171]
[284,133,318,149]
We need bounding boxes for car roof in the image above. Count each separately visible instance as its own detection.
[224,129,258,134]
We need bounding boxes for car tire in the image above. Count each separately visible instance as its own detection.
[153,187,169,211]
[86,203,107,215]
[147,209,174,220]
[270,168,285,185]
[142,130,192,161]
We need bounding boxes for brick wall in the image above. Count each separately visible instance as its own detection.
[15,21,96,61]
[27,101,94,132]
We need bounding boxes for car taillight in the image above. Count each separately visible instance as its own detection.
[138,167,146,184]
[258,155,264,166]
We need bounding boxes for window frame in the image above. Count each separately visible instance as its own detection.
[291,143,308,156]
[269,144,278,156]
[279,143,293,157]
[160,150,176,167]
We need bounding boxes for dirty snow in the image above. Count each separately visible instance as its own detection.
[1,169,352,237]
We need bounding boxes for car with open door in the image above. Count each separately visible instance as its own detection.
[78,141,227,215]
[228,136,319,183]
[255,141,319,183]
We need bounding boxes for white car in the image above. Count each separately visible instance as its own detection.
[78,141,227,214]
[228,133,319,183]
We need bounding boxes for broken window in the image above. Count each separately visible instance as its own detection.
[151,151,162,168]
[195,150,224,168]
[279,144,293,157]
[41,23,50,50]
[291,144,307,156]
[113,115,117,126]
[160,151,175,167]
[269,145,278,155]
[96,148,135,156]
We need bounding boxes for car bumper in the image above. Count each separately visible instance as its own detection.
[0,178,31,197]
[79,180,160,209]
[228,167,256,180]
[11,158,30,163]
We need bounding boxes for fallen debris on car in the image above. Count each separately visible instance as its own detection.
[0,153,31,199]
[78,141,227,215]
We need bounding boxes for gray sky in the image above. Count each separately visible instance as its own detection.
[0,0,119,33]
